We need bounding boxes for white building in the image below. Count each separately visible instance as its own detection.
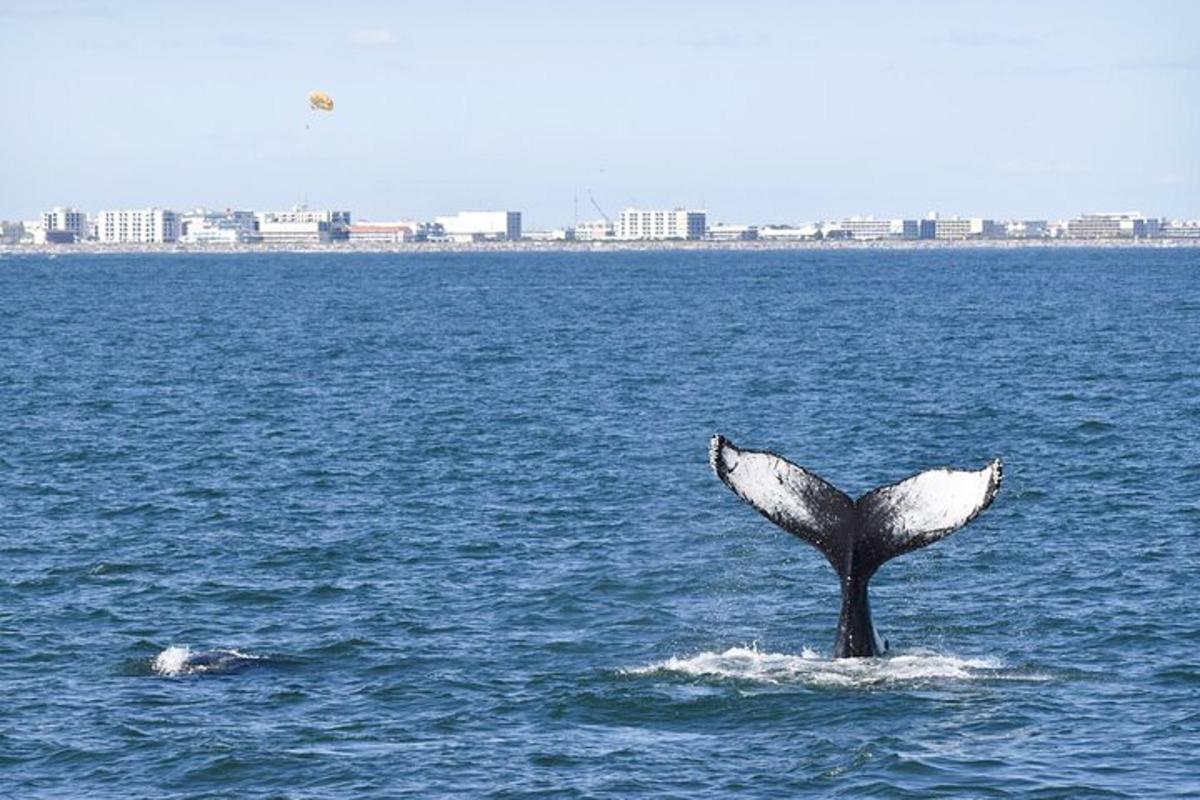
[824,217,918,240]
[758,224,821,241]
[179,209,258,244]
[0,220,25,244]
[523,229,575,242]
[707,223,758,241]
[256,207,351,244]
[573,219,615,241]
[435,211,522,241]
[1005,220,1049,239]
[1158,219,1200,238]
[41,207,87,242]
[95,209,179,243]
[347,222,420,243]
[617,208,706,240]
[931,217,1002,240]
[1066,212,1157,239]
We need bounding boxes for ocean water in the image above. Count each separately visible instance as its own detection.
[1,248,1197,798]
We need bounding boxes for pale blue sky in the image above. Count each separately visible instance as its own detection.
[2,0,1197,227]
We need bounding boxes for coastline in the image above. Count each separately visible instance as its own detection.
[1,237,1197,257]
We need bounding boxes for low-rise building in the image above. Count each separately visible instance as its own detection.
[256,207,351,244]
[347,221,420,243]
[617,208,706,240]
[758,224,821,241]
[95,209,179,243]
[435,211,522,241]
[1066,212,1157,239]
[179,209,259,244]
[1005,220,1049,239]
[931,217,1002,240]
[0,221,25,244]
[824,217,918,240]
[573,219,615,241]
[523,229,575,242]
[1158,219,1200,238]
[707,223,758,241]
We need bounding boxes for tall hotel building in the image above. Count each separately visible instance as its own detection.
[95,209,179,243]
[617,209,706,240]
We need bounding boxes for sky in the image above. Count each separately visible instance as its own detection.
[1,0,1197,227]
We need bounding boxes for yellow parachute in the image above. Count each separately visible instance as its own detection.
[308,91,334,112]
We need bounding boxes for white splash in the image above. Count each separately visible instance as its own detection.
[153,645,191,677]
[625,645,1029,688]
[151,645,262,677]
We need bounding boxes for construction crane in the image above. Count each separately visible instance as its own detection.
[587,190,612,225]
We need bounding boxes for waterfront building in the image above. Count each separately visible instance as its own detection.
[435,211,522,241]
[1065,212,1157,239]
[617,208,706,240]
[758,224,821,241]
[256,207,351,244]
[931,217,1002,240]
[573,219,615,241]
[1158,219,1200,238]
[825,217,918,240]
[1005,220,1049,239]
[41,207,87,242]
[523,229,575,242]
[346,222,420,243]
[707,224,758,241]
[179,209,259,244]
[0,220,25,244]
[95,209,179,243]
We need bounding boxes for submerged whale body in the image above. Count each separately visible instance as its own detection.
[152,646,261,676]
[709,435,1002,658]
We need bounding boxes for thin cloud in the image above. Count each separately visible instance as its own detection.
[0,4,116,19]
[1013,59,1199,77]
[996,159,1090,176]
[1111,58,1200,73]
[347,28,398,47]
[215,33,292,49]
[638,32,775,50]
[678,33,771,49]
[935,30,1040,47]
[1153,173,1191,186]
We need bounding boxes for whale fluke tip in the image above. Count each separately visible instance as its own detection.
[709,434,726,473]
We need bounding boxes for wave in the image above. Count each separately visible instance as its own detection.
[151,645,265,677]
[624,645,1045,688]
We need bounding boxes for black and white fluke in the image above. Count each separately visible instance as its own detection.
[709,435,1002,658]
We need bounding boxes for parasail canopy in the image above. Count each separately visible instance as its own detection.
[308,91,334,112]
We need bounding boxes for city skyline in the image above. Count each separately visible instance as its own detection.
[11,204,1197,246]
[2,0,1197,227]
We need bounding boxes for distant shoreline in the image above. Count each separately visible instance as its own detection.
[2,237,1198,257]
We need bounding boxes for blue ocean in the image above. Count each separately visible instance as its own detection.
[1,248,1197,798]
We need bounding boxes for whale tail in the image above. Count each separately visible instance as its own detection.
[709,435,1001,657]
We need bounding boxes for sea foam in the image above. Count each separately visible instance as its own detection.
[625,645,1033,688]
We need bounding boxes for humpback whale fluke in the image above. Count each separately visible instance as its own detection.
[709,435,1002,658]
